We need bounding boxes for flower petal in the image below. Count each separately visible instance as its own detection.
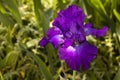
[58,5,86,26]
[59,46,81,71]
[53,17,72,33]
[85,26,108,37]
[40,27,64,48]
[53,5,86,33]
[59,41,98,71]
[63,39,74,47]
[76,41,98,70]
[49,35,64,48]
[84,23,94,28]
[39,37,49,47]
[47,27,62,39]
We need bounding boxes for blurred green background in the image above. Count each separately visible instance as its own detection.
[0,0,120,80]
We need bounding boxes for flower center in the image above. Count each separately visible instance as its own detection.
[74,40,80,46]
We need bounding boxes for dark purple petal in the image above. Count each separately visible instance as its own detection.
[85,26,108,37]
[59,41,98,71]
[49,35,64,48]
[62,39,74,47]
[53,17,73,33]
[58,5,86,26]
[76,41,98,70]
[39,37,49,47]
[65,26,86,42]
[77,28,86,42]
[84,23,94,28]
[53,5,86,33]
[47,27,62,39]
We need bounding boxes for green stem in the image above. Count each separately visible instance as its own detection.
[72,70,76,80]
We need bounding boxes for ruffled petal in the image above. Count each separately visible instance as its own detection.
[53,17,73,33]
[49,35,64,48]
[59,41,98,71]
[58,5,86,27]
[59,46,81,71]
[53,5,86,33]
[76,41,98,70]
[85,26,108,37]
[39,37,49,47]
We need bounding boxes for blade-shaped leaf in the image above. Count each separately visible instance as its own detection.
[0,1,6,13]
[0,12,15,26]
[33,0,56,75]
[5,51,19,67]
[113,9,120,22]
[87,0,107,16]
[33,0,49,34]
[0,72,4,80]
[3,0,22,26]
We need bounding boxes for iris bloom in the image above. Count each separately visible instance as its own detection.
[39,5,108,71]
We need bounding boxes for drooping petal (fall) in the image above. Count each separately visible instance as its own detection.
[49,35,64,48]
[59,41,98,71]
[39,37,49,47]
[47,27,62,39]
[76,41,98,70]
[39,27,64,48]
[59,45,81,71]
[84,25,108,37]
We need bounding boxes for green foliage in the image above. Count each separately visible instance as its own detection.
[0,0,120,80]
[0,0,22,26]
[19,43,53,80]
[113,9,120,22]
[114,68,120,80]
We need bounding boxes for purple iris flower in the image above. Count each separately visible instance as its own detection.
[39,5,108,71]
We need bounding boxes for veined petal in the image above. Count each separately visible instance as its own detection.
[49,35,64,48]
[76,41,98,70]
[59,46,81,71]
[85,26,108,37]
[39,37,49,47]
[59,41,98,71]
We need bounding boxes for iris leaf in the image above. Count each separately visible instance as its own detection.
[87,0,107,15]
[0,12,14,27]
[33,0,56,75]
[4,0,22,26]
[113,9,120,22]
[0,72,4,80]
